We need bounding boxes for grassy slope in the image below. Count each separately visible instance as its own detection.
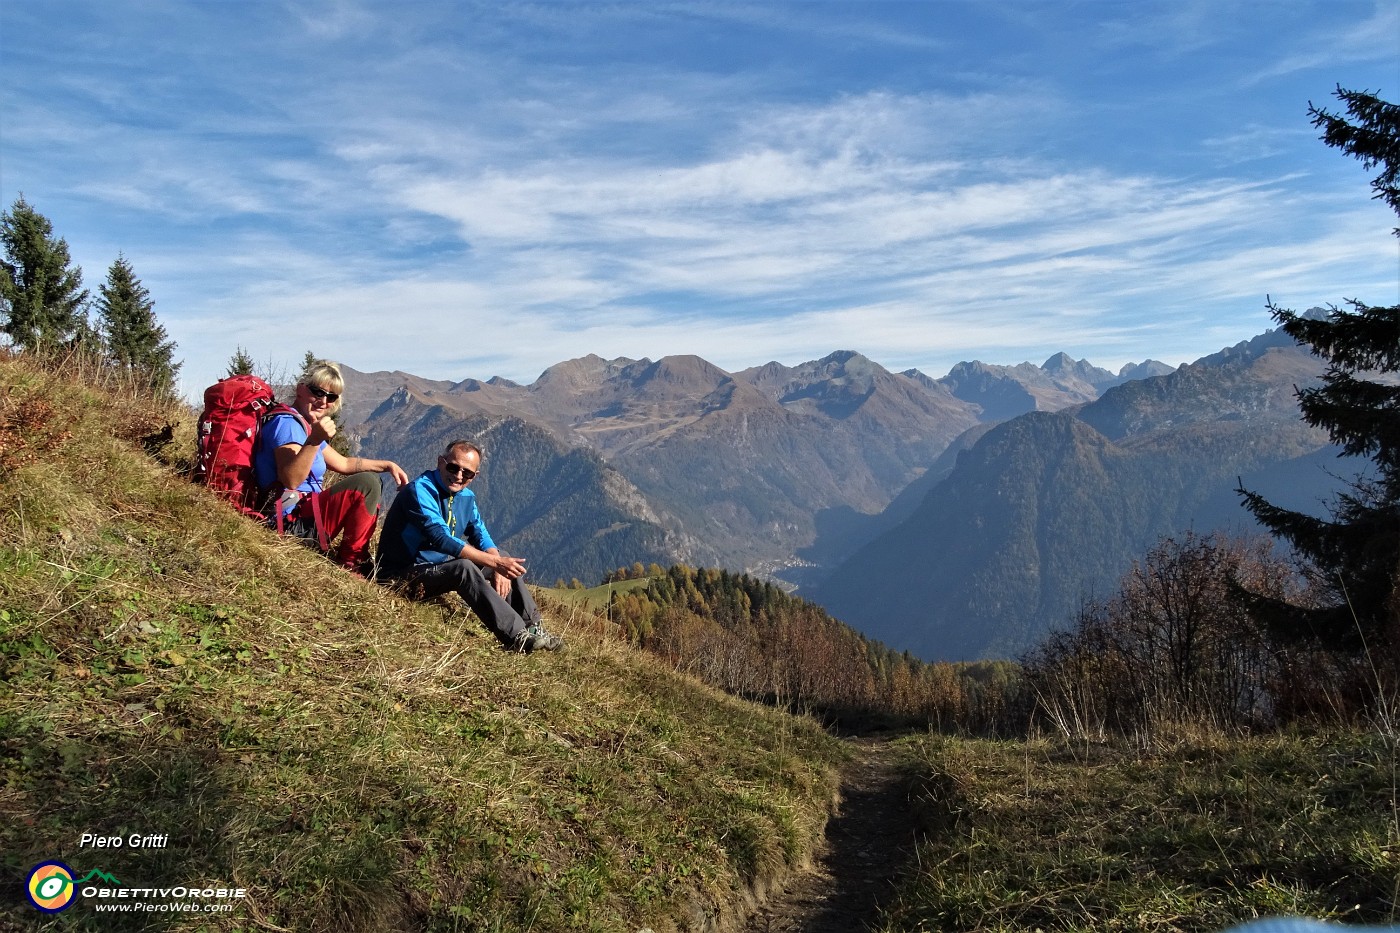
[538,578,654,614]
[0,355,847,932]
[881,733,1400,932]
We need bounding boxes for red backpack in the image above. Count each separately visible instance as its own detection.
[192,374,277,517]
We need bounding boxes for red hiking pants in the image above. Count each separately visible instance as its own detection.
[279,472,382,570]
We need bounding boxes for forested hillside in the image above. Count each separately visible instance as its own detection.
[586,563,1018,732]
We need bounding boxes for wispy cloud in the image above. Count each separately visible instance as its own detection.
[1248,2,1400,83]
[0,0,1393,396]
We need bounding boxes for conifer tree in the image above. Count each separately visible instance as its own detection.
[1238,87,1400,648]
[0,196,89,350]
[69,311,105,359]
[98,254,180,393]
[226,346,255,377]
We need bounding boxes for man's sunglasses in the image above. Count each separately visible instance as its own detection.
[442,462,477,480]
[305,384,340,403]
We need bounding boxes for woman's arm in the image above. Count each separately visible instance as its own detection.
[269,414,333,490]
[323,447,409,486]
[274,440,320,490]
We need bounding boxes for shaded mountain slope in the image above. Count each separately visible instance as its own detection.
[813,413,1149,660]
[785,421,998,588]
[809,331,1342,661]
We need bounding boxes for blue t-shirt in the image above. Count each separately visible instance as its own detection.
[253,412,325,514]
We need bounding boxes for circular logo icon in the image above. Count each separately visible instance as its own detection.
[26,861,77,913]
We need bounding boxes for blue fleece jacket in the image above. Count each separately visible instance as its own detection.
[378,469,496,577]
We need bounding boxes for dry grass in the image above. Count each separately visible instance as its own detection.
[878,730,1400,932]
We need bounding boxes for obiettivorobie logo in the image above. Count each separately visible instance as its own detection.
[26,862,121,913]
[25,859,248,916]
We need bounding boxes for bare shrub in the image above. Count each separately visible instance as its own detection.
[1025,532,1303,738]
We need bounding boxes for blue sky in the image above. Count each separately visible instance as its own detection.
[2,1,1397,399]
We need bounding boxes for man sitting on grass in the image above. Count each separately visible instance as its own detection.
[376,439,563,653]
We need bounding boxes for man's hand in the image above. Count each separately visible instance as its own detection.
[493,553,527,580]
[385,461,410,486]
[491,553,524,600]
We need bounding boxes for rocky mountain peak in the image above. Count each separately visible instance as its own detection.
[817,349,867,367]
[1190,327,1304,371]
[637,354,732,390]
[1118,360,1175,380]
[1041,352,1117,387]
[533,354,641,391]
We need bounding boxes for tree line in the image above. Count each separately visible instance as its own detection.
[0,196,180,394]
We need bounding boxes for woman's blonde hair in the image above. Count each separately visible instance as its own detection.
[299,359,345,416]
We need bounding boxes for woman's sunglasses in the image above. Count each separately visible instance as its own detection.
[305,384,340,403]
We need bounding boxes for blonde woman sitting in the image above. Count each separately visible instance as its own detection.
[253,359,408,573]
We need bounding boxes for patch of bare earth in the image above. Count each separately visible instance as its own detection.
[741,738,915,933]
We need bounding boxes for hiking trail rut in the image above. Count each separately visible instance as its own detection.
[740,738,916,933]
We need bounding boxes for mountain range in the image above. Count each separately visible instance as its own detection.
[337,326,1346,660]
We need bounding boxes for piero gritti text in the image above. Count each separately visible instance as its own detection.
[79,832,170,849]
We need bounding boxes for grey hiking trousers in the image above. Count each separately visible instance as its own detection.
[387,556,540,647]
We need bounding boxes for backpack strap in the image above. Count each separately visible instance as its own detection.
[255,405,314,494]
[258,405,325,543]
[260,404,311,441]
[307,488,329,552]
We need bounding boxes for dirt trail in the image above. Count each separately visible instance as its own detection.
[741,738,916,933]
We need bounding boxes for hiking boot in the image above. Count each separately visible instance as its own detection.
[514,624,564,653]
